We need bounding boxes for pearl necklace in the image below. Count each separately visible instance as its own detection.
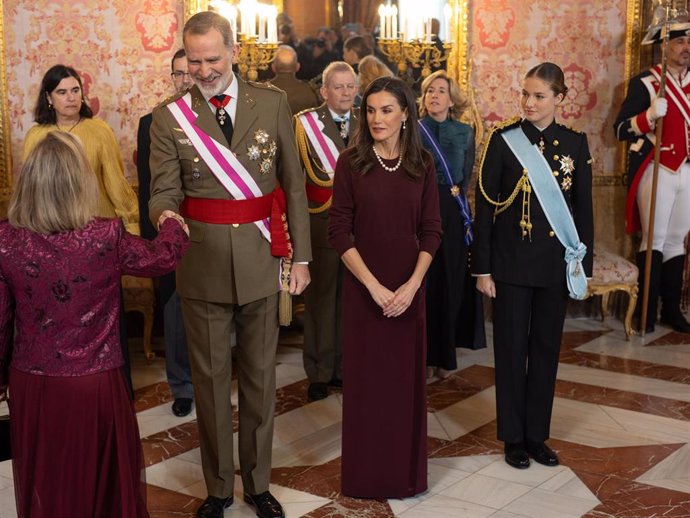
[372,145,403,172]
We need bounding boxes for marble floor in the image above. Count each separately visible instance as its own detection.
[3,316,690,517]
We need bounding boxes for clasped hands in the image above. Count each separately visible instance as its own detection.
[369,280,419,318]
[158,209,190,237]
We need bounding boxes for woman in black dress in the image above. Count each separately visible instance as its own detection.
[418,70,485,379]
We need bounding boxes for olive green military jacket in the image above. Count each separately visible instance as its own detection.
[149,78,311,305]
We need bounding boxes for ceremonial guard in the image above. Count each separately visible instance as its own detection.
[474,63,593,469]
[294,61,358,401]
[614,20,690,333]
[149,12,311,518]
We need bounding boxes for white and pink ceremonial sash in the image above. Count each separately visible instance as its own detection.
[650,65,690,127]
[167,94,271,242]
[297,111,340,178]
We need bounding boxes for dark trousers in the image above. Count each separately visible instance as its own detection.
[165,292,194,400]
[492,281,568,443]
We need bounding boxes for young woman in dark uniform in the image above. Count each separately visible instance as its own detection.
[473,62,593,469]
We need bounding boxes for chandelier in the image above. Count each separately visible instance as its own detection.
[378,1,456,78]
[209,0,280,81]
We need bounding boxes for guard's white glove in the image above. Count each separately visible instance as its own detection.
[647,97,668,122]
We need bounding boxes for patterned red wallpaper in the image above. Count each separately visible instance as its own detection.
[6,0,184,183]
[470,0,627,177]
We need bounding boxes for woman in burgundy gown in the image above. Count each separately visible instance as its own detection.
[329,77,441,498]
[0,131,189,518]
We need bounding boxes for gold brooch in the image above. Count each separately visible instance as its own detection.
[450,185,460,197]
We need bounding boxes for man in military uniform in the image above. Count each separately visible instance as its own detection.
[294,61,357,401]
[614,21,690,333]
[268,45,321,116]
[149,11,311,518]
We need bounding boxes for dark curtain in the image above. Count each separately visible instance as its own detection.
[342,0,381,32]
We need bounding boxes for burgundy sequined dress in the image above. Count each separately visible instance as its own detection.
[329,149,441,498]
[0,218,189,518]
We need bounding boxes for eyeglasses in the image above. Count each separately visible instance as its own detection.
[171,71,191,79]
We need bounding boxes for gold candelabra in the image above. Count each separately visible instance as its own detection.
[379,37,451,78]
[236,34,278,82]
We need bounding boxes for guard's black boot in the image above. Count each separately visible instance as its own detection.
[634,250,663,333]
[660,255,690,333]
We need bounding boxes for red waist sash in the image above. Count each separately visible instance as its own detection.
[180,187,291,257]
[305,183,332,205]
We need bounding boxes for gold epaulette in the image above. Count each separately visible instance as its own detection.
[156,89,187,109]
[493,116,521,131]
[556,122,582,134]
[248,80,281,92]
[293,107,318,120]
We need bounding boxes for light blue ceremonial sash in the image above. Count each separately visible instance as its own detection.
[501,127,588,300]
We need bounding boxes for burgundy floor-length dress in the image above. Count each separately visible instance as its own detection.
[329,148,441,498]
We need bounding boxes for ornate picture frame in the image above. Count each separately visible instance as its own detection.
[0,8,12,203]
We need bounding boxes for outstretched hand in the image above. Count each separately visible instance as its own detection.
[158,210,190,237]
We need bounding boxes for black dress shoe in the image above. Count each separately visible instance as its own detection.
[307,382,328,401]
[525,440,559,466]
[196,495,233,518]
[244,491,285,518]
[504,442,530,469]
[328,377,343,388]
[172,398,193,417]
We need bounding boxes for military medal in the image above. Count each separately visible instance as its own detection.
[247,144,261,161]
[559,155,575,191]
[192,168,201,181]
[217,107,227,126]
[339,119,348,140]
[247,129,277,175]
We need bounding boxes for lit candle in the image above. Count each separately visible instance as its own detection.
[239,0,248,35]
[392,5,398,40]
[269,6,278,42]
[443,4,451,42]
[229,6,237,41]
[258,7,266,42]
[378,4,386,39]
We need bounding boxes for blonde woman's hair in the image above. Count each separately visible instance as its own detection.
[9,131,98,233]
[418,70,469,121]
[357,55,393,93]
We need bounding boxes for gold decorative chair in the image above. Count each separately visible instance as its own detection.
[122,275,156,360]
[586,250,639,340]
